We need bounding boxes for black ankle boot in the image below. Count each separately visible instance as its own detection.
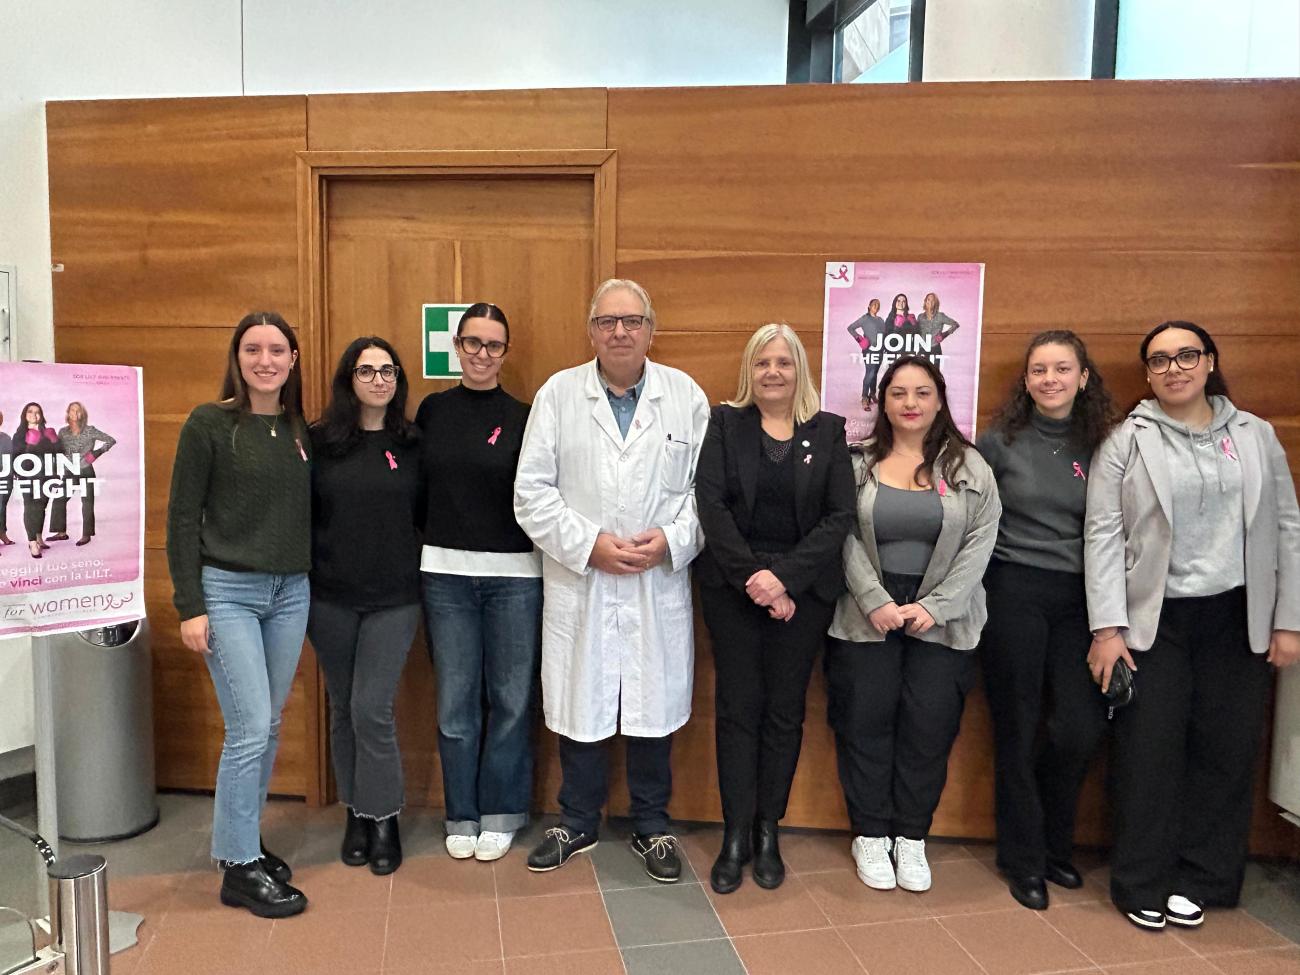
[220,860,307,918]
[710,822,752,894]
[751,820,784,890]
[341,808,371,867]
[259,838,292,883]
[369,816,402,876]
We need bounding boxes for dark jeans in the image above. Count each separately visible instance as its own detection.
[307,597,420,820]
[980,560,1109,876]
[50,469,97,537]
[701,582,834,826]
[422,572,542,835]
[558,733,673,837]
[825,572,976,839]
[1109,587,1270,913]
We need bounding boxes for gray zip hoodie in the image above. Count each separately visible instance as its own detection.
[1133,395,1245,598]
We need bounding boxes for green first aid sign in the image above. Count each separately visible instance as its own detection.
[423,304,471,378]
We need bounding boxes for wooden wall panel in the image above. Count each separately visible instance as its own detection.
[307,89,607,151]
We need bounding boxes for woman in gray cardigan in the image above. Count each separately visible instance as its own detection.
[827,355,1000,895]
[1085,320,1300,932]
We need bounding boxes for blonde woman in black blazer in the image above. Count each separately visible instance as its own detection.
[695,323,855,895]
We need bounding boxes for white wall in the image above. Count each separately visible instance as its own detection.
[1117,0,1300,79]
[922,0,1096,81]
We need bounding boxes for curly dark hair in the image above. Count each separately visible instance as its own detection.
[989,330,1118,455]
[311,336,418,457]
[859,355,972,488]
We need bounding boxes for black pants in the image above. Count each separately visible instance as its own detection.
[22,495,49,543]
[1109,587,1270,912]
[0,474,11,533]
[50,470,97,537]
[980,560,1109,876]
[825,574,976,838]
[558,733,673,837]
[702,583,835,826]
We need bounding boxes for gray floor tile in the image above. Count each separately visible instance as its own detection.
[591,835,697,890]
[622,937,747,975]
[1243,879,1300,945]
[603,882,724,948]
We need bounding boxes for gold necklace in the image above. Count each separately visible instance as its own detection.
[254,413,279,438]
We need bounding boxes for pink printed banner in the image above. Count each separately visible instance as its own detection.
[0,362,145,637]
[821,261,985,444]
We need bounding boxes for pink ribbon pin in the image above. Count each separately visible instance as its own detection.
[803,454,812,465]
[938,479,947,497]
[1221,437,1237,461]
[487,426,501,446]
[1072,461,1086,480]
[385,450,398,470]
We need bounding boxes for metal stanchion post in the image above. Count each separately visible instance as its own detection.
[47,855,110,975]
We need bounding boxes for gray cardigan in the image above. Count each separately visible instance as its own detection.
[1085,404,1300,653]
[830,442,1001,651]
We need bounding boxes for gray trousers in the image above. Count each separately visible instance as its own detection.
[307,597,420,819]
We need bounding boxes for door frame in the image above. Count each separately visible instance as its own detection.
[294,148,617,804]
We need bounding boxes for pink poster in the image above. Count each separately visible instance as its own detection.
[0,363,145,637]
[821,261,985,444]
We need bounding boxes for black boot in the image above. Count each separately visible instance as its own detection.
[369,816,402,876]
[710,822,751,895]
[341,808,370,867]
[751,820,785,890]
[220,860,307,918]
[259,838,292,884]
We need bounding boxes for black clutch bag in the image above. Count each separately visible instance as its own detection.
[1103,657,1136,716]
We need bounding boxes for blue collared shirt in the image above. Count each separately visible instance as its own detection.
[598,367,646,439]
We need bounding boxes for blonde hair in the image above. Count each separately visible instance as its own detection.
[66,401,87,430]
[726,324,821,424]
[588,278,655,327]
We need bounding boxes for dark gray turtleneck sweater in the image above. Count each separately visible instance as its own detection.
[976,411,1090,574]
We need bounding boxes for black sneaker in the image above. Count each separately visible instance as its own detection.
[527,826,598,872]
[631,833,681,883]
[1124,908,1166,930]
[1165,894,1205,927]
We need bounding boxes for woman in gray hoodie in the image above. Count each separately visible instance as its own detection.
[1085,321,1300,932]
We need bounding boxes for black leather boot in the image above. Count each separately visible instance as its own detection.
[369,815,402,875]
[751,820,785,890]
[710,822,752,894]
[220,860,307,918]
[259,838,292,883]
[341,808,370,867]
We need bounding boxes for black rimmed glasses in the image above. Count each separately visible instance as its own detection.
[455,336,508,358]
[354,364,400,383]
[590,314,649,332]
[1144,349,1204,374]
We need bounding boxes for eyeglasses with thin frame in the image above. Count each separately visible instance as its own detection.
[455,336,508,358]
[590,314,649,332]
[354,364,400,383]
[1144,349,1204,374]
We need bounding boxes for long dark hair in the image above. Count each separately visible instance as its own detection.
[1139,320,1229,398]
[883,293,912,330]
[861,355,971,488]
[990,330,1118,455]
[311,336,417,457]
[12,402,47,445]
[457,302,511,342]
[219,312,304,433]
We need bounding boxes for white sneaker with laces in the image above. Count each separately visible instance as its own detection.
[1165,894,1204,927]
[852,836,896,890]
[475,830,516,861]
[445,833,478,859]
[892,836,932,892]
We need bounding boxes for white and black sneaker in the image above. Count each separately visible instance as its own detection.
[1165,894,1205,927]
[1125,908,1166,930]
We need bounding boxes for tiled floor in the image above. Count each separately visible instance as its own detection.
[4,793,1300,974]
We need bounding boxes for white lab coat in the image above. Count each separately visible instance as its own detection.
[514,358,709,741]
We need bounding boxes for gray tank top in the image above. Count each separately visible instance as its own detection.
[874,483,944,576]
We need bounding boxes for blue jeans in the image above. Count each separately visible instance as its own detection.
[421,572,541,835]
[201,566,309,863]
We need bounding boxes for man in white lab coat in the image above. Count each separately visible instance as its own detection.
[515,278,709,882]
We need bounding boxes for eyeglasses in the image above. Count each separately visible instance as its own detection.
[354,364,400,383]
[1144,349,1204,374]
[590,314,649,332]
[455,336,508,358]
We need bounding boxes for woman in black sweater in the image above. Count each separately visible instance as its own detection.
[308,337,424,875]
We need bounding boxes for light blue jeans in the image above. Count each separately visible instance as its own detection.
[201,566,309,863]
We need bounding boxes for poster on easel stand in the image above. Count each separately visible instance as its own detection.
[0,362,145,637]
[821,261,985,444]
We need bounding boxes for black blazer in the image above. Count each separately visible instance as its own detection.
[694,404,855,603]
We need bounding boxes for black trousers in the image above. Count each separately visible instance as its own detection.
[0,474,10,533]
[980,560,1109,876]
[22,495,49,543]
[1109,587,1270,913]
[701,583,835,826]
[826,573,976,838]
[50,470,97,537]
[558,732,673,837]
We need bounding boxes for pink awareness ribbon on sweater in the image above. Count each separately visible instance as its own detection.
[487,426,502,446]
[385,450,398,470]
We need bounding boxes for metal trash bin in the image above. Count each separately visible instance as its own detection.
[50,619,159,842]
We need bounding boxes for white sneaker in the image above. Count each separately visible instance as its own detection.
[893,836,932,892]
[851,836,896,890]
[1165,894,1204,927]
[475,830,515,861]
[445,834,478,859]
